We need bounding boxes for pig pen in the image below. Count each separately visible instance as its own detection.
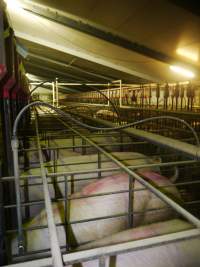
[1,109,200,267]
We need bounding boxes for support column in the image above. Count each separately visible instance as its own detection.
[52,81,55,106]
[55,78,59,108]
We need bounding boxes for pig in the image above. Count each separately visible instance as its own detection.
[20,152,161,218]
[96,109,118,120]
[66,171,181,246]
[72,220,200,267]
[13,170,181,253]
[19,138,81,166]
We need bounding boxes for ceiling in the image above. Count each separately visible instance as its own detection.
[4,0,200,93]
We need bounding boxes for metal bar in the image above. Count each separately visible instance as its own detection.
[45,160,198,179]
[128,175,134,227]
[4,174,200,210]
[4,178,200,210]
[72,135,75,152]
[52,82,55,107]
[11,138,24,254]
[19,141,146,152]
[55,78,59,108]
[64,175,69,250]
[34,113,63,267]
[82,138,86,155]
[98,152,101,178]
[7,207,173,236]
[25,153,187,170]
[2,158,198,182]
[99,256,106,267]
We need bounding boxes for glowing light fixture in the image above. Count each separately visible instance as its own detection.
[4,0,22,10]
[170,65,195,78]
[176,47,199,62]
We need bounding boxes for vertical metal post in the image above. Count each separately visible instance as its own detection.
[53,149,58,198]
[23,176,30,220]
[128,175,134,228]
[11,138,24,254]
[0,160,5,265]
[48,136,51,161]
[55,78,59,108]
[52,82,55,107]
[82,138,86,155]
[1,96,16,228]
[57,148,59,161]
[119,80,122,108]
[99,256,106,267]
[23,137,30,220]
[72,135,75,152]
[107,84,110,107]
[64,175,69,251]
[120,133,124,152]
[98,151,101,178]
[71,174,74,194]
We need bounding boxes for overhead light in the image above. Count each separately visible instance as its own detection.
[169,65,195,78]
[4,0,22,10]
[177,48,199,62]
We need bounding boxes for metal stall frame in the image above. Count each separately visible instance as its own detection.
[4,102,200,266]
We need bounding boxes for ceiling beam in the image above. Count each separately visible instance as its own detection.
[28,52,115,82]
[20,0,197,69]
[25,61,90,82]
[16,31,155,81]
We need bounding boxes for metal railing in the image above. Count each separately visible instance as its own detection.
[2,103,200,266]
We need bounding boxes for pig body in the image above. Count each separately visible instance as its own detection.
[13,171,181,253]
[20,152,161,218]
[68,171,181,245]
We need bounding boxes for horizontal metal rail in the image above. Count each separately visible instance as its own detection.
[19,141,145,152]
[2,159,198,182]
[18,136,196,153]
[5,229,200,267]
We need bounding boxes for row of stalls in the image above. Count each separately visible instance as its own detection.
[65,81,200,111]
[0,2,30,265]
